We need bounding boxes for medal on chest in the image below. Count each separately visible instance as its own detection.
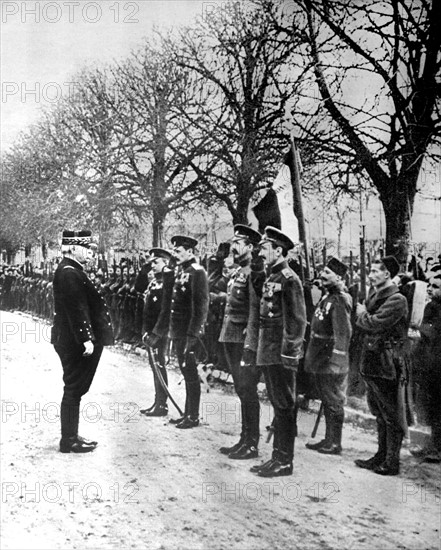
[264,281,281,297]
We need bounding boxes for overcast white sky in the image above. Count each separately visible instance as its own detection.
[0,0,208,150]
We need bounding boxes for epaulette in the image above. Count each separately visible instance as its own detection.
[281,267,293,279]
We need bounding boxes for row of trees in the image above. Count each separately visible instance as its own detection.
[1,0,440,260]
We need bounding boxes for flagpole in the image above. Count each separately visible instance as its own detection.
[288,135,311,279]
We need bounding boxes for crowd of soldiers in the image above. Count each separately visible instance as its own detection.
[1,227,440,473]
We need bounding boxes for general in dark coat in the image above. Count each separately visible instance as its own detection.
[51,231,114,454]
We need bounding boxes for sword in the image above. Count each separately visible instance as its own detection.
[311,402,324,438]
[147,346,184,416]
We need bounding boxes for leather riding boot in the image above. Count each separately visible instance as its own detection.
[374,430,402,476]
[219,395,245,452]
[228,442,258,460]
[306,407,331,450]
[155,362,168,408]
[219,436,245,455]
[141,404,168,417]
[355,417,387,469]
[277,410,295,463]
[257,450,293,478]
[243,400,260,452]
[318,412,343,455]
[187,379,201,420]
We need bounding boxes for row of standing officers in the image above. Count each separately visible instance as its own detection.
[50,226,410,478]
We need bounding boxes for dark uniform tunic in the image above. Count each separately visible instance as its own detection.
[305,285,352,445]
[169,258,209,419]
[413,296,441,456]
[245,260,306,462]
[169,259,209,340]
[356,283,409,468]
[51,257,114,439]
[142,268,174,407]
[219,262,260,446]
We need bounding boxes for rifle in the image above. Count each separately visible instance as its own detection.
[147,346,183,416]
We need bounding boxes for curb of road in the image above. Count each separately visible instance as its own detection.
[343,405,430,448]
[127,341,432,449]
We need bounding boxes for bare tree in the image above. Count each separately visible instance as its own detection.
[274,0,441,260]
[170,1,302,224]
[107,40,219,245]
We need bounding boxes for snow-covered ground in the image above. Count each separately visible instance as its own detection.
[1,310,439,550]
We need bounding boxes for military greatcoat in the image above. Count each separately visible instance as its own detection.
[245,260,306,367]
[169,258,209,340]
[305,287,353,375]
[51,257,114,347]
[219,263,251,344]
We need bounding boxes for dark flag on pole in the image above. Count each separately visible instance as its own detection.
[252,186,282,234]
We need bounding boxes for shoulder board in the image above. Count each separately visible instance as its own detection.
[191,263,204,271]
[281,267,293,279]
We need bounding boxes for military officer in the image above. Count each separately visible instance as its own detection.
[354,256,409,475]
[304,257,352,455]
[51,230,114,453]
[218,224,262,459]
[168,235,209,429]
[246,227,307,477]
[140,248,174,417]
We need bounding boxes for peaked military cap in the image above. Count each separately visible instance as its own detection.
[170,235,198,249]
[149,247,172,261]
[61,230,97,249]
[232,224,262,246]
[381,255,400,278]
[260,226,295,252]
[327,257,348,278]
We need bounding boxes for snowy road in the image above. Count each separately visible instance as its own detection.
[1,311,439,550]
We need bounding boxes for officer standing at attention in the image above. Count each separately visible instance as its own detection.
[304,258,352,455]
[51,230,114,453]
[354,256,409,475]
[168,235,209,429]
[140,248,174,417]
[218,224,262,460]
[246,227,306,477]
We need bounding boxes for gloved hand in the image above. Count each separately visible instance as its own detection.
[83,340,94,356]
[184,336,198,355]
[144,333,160,349]
[242,348,256,366]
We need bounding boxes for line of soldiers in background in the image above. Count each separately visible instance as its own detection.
[1,247,441,378]
[1,239,440,469]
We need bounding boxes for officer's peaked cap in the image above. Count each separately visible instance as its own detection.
[327,257,348,278]
[171,235,198,249]
[61,230,96,249]
[260,226,294,252]
[233,224,262,245]
[149,247,172,261]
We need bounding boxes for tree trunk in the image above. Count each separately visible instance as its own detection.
[380,184,413,266]
[152,209,166,247]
